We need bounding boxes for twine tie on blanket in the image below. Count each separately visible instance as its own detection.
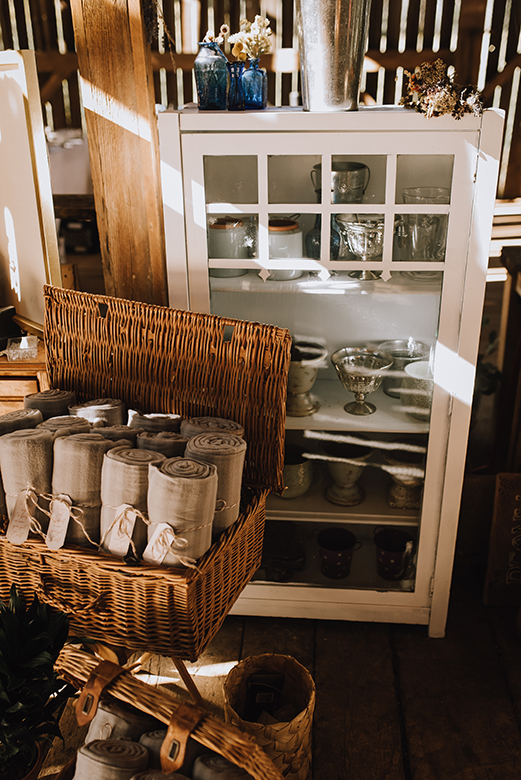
[100,446,166,556]
[24,388,77,420]
[53,433,127,546]
[185,433,247,537]
[0,428,53,525]
[147,457,218,566]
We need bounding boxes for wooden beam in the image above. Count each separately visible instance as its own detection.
[69,0,168,306]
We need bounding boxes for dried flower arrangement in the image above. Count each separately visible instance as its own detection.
[400,59,483,119]
[202,24,230,45]
[228,16,272,61]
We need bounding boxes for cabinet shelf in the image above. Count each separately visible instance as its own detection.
[267,463,420,526]
[285,379,430,433]
[209,269,442,293]
[252,518,418,593]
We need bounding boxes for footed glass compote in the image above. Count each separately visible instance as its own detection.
[331,347,393,415]
[335,215,384,280]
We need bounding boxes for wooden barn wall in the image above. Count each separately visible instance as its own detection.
[0,0,520,197]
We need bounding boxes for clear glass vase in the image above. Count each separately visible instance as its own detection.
[194,42,228,110]
[242,58,268,109]
[227,61,246,110]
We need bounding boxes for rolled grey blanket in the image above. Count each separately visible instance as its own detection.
[138,730,167,769]
[185,433,247,536]
[69,398,126,426]
[180,417,244,439]
[128,410,181,432]
[97,426,139,444]
[100,447,166,557]
[0,428,53,524]
[24,388,76,420]
[136,431,188,458]
[38,415,91,437]
[85,699,162,743]
[53,433,125,545]
[0,408,43,435]
[74,740,149,780]
[192,754,255,779]
[138,731,209,776]
[146,458,217,566]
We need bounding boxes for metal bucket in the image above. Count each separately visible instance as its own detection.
[295,0,372,111]
[312,162,370,203]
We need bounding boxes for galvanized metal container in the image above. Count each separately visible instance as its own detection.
[295,0,372,111]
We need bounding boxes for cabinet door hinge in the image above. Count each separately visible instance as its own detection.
[430,575,435,597]
[448,393,454,417]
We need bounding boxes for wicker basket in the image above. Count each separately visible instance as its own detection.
[0,286,291,660]
[224,654,315,780]
[54,645,285,780]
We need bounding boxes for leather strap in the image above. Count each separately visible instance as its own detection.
[75,660,125,726]
[160,703,206,773]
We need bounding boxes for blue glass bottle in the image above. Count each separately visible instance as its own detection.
[305,215,341,260]
[242,58,268,109]
[194,42,228,110]
[227,61,245,110]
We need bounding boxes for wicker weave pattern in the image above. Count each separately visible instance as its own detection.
[0,490,265,660]
[54,646,285,780]
[43,285,291,493]
[224,654,315,780]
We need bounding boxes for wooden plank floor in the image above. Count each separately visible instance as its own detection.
[41,566,521,780]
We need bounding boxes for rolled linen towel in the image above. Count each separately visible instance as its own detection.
[192,754,255,780]
[128,410,181,432]
[180,416,244,439]
[146,458,217,566]
[185,433,247,536]
[24,388,76,420]
[138,731,209,776]
[100,447,166,556]
[0,408,43,434]
[136,431,188,458]
[97,426,139,444]
[70,398,126,426]
[85,699,162,743]
[73,740,149,780]
[0,428,53,524]
[53,433,125,545]
[38,415,91,437]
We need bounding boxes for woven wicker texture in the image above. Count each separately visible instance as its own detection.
[43,286,291,493]
[55,646,285,780]
[0,489,265,661]
[224,654,315,780]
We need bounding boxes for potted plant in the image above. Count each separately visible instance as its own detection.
[0,585,75,780]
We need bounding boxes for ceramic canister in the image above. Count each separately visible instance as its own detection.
[268,218,304,280]
[208,218,249,278]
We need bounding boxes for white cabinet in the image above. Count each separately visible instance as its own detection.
[158,106,504,637]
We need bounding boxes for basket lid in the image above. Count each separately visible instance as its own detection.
[43,286,291,494]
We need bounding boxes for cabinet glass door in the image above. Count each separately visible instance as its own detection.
[181,127,477,605]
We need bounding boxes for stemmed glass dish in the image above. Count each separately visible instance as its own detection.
[331,347,394,415]
[334,215,384,280]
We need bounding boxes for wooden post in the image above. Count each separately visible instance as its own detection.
[69,0,168,306]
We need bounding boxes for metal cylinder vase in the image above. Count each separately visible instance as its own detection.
[295,0,372,111]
